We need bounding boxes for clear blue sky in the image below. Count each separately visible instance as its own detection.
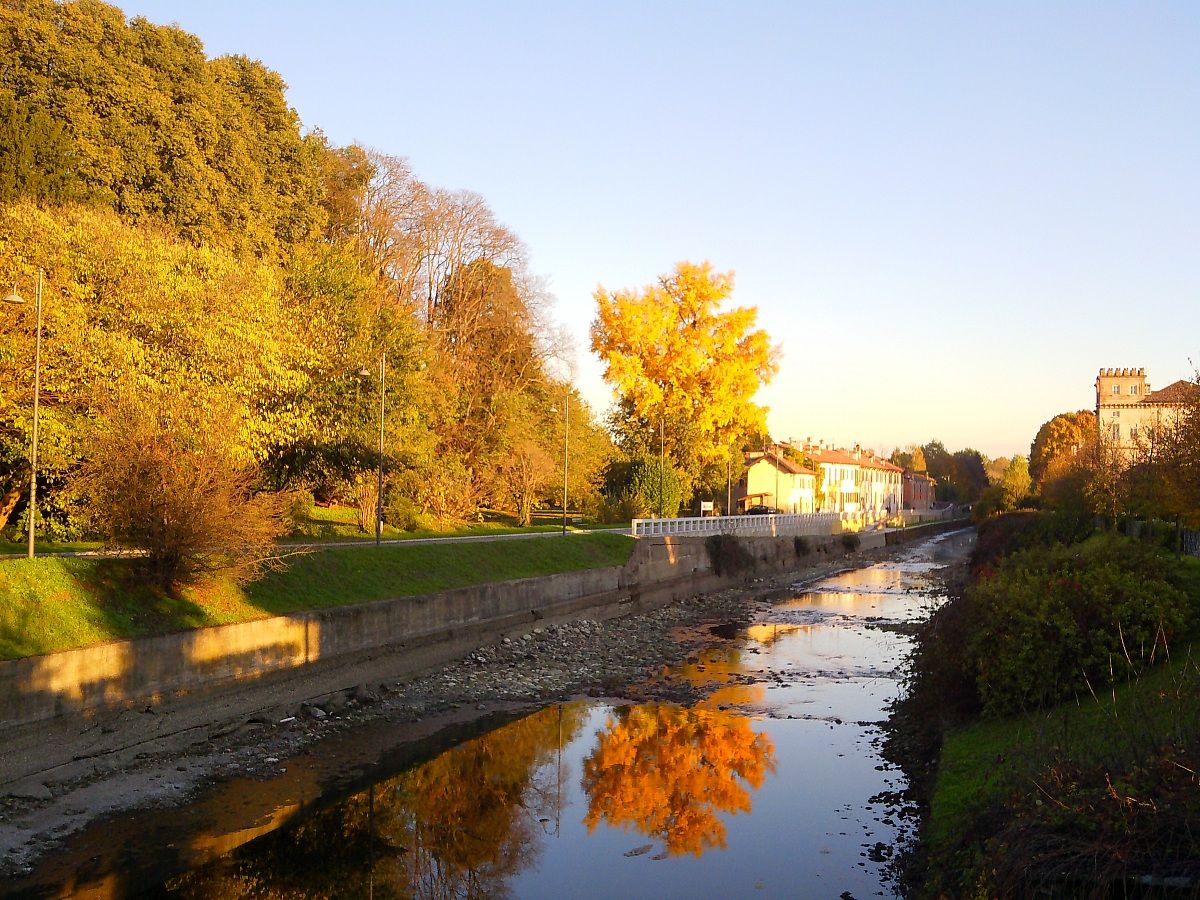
[122,1,1200,458]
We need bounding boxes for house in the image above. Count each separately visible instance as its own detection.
[853,448,905,515]
[734,449,818,513]
[903,470,937,510]
[1095,367,1196,455]
[783,440,904,516]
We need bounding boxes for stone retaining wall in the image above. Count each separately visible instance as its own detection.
[0,524,969,727]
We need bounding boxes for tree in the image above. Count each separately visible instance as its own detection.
[0,0,326,254]
[0,201,324,535]
[75,387,287,587]
[890,444,927,472]
[582,703,775,857]
[591,262,779,500]
[951,449,989,502]
[1030,410,1097,489]
[999,454,1031,509]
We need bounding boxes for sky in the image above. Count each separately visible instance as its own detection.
[120,1,1200,458]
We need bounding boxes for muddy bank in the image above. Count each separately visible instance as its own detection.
[0,538,950,881]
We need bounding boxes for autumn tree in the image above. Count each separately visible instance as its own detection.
[1030,410,1097,489]
[75,387,288,587]
[890,444,927,472]
[591,262,779,501]
[0,0,326,254]
[999,454,1031,509]
[582,703,776,857]
[0,202,328,536]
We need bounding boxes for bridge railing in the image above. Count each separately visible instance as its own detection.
[631,511,848,538]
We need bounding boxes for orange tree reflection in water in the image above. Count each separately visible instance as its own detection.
[581,702,776,857]
[166,703,587,899]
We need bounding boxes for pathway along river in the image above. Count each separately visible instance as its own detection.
[9,529,973,899]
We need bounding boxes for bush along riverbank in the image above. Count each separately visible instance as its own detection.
[886,512,1200,898]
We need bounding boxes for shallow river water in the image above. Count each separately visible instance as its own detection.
[11,530,973,899]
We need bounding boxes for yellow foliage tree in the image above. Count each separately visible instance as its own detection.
[590,261,779,498]
[581,702,776,857]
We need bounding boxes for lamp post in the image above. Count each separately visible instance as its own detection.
[375,352,386,546]
[3,269,42,560]
[561,392,569,536]
[658,416,665,519]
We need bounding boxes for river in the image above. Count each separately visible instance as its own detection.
[8,529,973,899]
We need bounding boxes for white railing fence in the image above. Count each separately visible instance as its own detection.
[631,511,891,539]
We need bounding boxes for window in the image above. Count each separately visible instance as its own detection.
[1110,424,1120,440]
[1112,410,1120,417]
[1130,384,1138,395]
[1112,384,1121,395]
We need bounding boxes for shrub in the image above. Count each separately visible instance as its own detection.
[972,510,1092,572]
[386,494,421,532]
[287,489,315,534]
[75,389,288,587]
[793,535,811,557]
[705,533,754,576]
[967,536,1191,716]
[840,532,861,552]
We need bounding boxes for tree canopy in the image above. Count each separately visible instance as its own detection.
[591,261,778,499]
[0,0,326,255]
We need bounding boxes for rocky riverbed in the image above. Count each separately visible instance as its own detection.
[0,542,922,881]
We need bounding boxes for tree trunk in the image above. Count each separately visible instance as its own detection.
[0,480,24,532]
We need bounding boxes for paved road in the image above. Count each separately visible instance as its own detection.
[0,526,634,561]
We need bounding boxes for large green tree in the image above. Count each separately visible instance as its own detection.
[0,0,325,254]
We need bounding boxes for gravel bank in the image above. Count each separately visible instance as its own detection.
[0,544,902,879]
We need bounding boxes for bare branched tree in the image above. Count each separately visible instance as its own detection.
[75,388,288,587]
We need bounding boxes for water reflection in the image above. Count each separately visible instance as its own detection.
[8,531,973,899]
[582,704,775,857]
[165,703,589,899]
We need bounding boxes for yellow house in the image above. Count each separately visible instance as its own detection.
[735,450,817,513]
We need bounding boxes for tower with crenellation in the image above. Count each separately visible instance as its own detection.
[1093,366,1195,453]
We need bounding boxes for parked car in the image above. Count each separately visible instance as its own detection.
[746,505,782,515]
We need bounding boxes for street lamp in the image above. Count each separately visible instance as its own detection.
[3,269,42,560]
[561,392,569,536]
[658,416,665,519]
[357,353,386,546]
[374,352,386,546]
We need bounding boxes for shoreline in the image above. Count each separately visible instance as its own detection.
[0,537,955,881]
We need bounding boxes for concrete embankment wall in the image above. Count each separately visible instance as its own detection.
[0,524,969,728]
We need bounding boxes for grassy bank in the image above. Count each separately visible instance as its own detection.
[928,645,1199,892]
[894,513,1200,896]
[0,532,635,661]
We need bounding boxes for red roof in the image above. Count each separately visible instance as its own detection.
[745,451,815,477]
[1147,380,1198,405]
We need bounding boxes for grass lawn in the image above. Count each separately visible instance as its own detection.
[0,539,104,556]
[281,504,609,543]
[928,642,1199,846]
[0,531,636,661]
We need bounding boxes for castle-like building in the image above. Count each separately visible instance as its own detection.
[1094,367,1194,451]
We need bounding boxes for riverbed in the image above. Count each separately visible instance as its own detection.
[5,529,973,898]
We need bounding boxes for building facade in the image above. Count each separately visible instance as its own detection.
[1095,367,1195,453]
[734,450,818,513]
[903,470,937,510]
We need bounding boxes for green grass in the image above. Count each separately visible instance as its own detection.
[0,539,104,556]
[929,640,1199,845]
[281,504,598,543]
[0,532,636,660]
